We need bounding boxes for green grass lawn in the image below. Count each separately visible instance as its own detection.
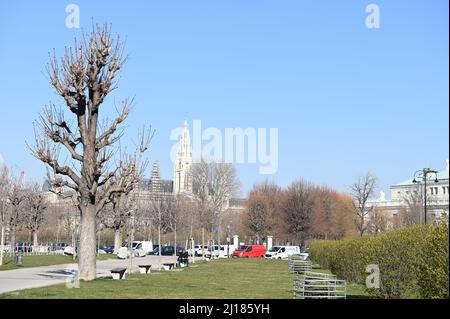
[0,258,371,299]
[0,254,117,271]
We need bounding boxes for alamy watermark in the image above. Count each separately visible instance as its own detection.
[366,264,380,289]
[365,4,381,29]
[65,4,80,29]
[170,120,279,175]
[65,265,80,289]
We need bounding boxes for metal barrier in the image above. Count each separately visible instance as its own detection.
[293,271,347,299]
[0,245,65,258]
[288,256,312,275]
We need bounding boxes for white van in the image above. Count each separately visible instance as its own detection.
[265,246,300,260]
[132,241,153,255]
[205,244,236,258]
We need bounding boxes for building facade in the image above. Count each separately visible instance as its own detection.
[367,159,450,223]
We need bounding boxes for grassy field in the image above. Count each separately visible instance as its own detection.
[0,254,117,271]
[0,258,371,299]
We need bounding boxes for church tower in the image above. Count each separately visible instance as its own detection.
[173,119,193,194]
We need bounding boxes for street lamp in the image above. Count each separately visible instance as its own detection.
[412,168,439,225]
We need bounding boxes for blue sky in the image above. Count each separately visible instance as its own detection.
[0,0,448,197]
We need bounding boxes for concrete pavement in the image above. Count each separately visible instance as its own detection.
[0,255,176,294]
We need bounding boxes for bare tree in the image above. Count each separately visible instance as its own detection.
[242,193,270,244]
[192,160,240,244]
[350,172,378,237]
[0,165,11,265]
[29,24,151,280]
[401,187,422,226]
[368,207,389,234]
[280,180,314,249]
[100,193,134,253]
[7,181,28,252]
[23,183,47,246]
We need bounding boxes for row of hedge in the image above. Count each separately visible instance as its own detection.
[309,222,449,299]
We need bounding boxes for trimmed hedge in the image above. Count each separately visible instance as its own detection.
[309,222,449,299]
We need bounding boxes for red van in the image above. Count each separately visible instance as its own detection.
[232,244,266,258]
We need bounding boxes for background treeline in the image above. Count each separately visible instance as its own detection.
[309,222,449,299]
[240,179,357,247]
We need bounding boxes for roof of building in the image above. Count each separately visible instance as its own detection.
[393,160,449,187]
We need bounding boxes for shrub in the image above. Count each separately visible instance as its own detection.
[309,223,449,299]
[416,222,449,298]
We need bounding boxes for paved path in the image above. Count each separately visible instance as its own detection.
[0,255,176,294]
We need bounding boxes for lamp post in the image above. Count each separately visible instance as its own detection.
[412,168,439,225]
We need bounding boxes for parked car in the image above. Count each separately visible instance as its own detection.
[51,242,69,252]
[265,246,301,260]
[132,241,153,254]
[150,246,160,255]
[231,245,249,258]
[205,244,236,258]
[116,242,147,259]
[188,245,208,257]
[102,246,114,254]
[160,246,184,256]
[232,244,266,258]
[16,241,32,253]
[96,245,111,254]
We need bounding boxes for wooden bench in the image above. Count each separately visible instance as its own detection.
[162,263,175,271]
[110,267,127,280]
[138,265,152,274]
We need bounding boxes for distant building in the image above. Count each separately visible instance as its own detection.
[136,119,246,209]
[173,119,193,195]
[367,159,449,222]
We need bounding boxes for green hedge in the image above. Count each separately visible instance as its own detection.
[309,222,449,299]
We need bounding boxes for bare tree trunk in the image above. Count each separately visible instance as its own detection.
[201,227,205,260]
[78,205,97,281]
[158,225,161,258]
[114,227,122,254]
[32,230,38,247]
[0,225,5,266]
[174,225,177,261]
[359,215,365,237]
[10,225,16,253]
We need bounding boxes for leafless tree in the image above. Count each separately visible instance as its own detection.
[242,193,270,244]
[401,187,422,226]
[100,193,135,253]
[29,24,151,280]
[192,159,240,251]
[280,180,315,249]
[7,181,28,252]
[368,207,389,234]
[23,183,47,246]
[0,165,11,265]
[350,172,378,237]
[192,160,240,230]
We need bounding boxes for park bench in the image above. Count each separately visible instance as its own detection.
[162,263,175,271]
[293,271,346,299]
[288,256,312,275]
[110,267,127,280]
[138,265,152,274]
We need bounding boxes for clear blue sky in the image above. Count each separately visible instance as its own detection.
[0,0,448,197]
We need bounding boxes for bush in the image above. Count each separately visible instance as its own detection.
[416,222,449,298]
[309,223,449,299]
